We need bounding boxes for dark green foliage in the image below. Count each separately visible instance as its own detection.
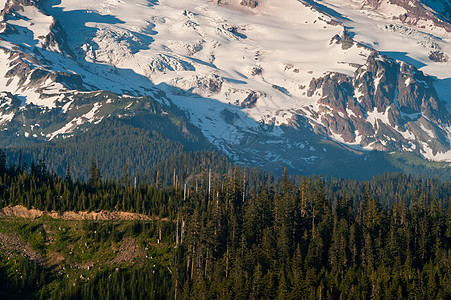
[0,228,172,300]
[0,149,5,173]
[0,150,449,299]
[4,116,208,181]
[0,257,49,299]
[38,263,172,300]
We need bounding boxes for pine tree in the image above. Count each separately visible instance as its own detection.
[0,148,6,173]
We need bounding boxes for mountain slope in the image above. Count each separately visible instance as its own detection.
[0,0,450,177]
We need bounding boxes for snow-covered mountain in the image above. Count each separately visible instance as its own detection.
[0,0,450,174]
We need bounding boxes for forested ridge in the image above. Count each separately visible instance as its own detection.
[4,116,208,181]
[4,116,451,183]
[0,149,450,299]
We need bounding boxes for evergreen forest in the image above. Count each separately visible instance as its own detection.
[0,148,450,299]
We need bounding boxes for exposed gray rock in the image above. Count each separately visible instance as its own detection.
[0,92,22,116]
[330,31,355,50]
[397,61,449,124]
[428,51,449,62]
[241,91,260,108]
[1,0,73,56]
[208,73,223,94]
[251,66,262,76]
[361,0,451,33]
[4,49,86,91]
[240,0,258,8]
[355,54,399,113]
[307,53,451,156]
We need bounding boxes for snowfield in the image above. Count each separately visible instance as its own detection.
[0,0,450,164]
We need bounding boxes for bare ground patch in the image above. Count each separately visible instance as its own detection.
[1,205,153,221]
[0,232,45,265]
[112,237,146,264]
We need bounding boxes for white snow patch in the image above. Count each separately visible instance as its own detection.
[49,103,102,139]
[62,100,73,113]
[421,146,451,162]
[420,123,435,139]
[6,6,54,49]
[400,129,416,140]
[0,111,14,125]
[404,77,414,86]
[83,102,102,121]
[366,107,391,128]
[373,75,383,91]
[0,0,6,12]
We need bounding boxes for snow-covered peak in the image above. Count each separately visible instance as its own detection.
[0,0,449,168]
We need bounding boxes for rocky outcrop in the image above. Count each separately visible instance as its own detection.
[355,55,399,113]
[1,0,73,55]
[307,53,451,156]
[0,92,21,123]
[428,51,449,62]
[240,0,258,8]
[241,91,261,108]
[330,31,355,50]
[397,62,449,123]
[1,0,41,18]
[4,49,85,91]
[43,19,74,56]
[361,0,450,33]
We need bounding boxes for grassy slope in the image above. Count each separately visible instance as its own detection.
[0,215,175,297]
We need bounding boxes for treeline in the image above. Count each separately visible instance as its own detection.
[386,154,451,180]
[4,116,451,185]
[0,157,449,216]
[0,149,450,299]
